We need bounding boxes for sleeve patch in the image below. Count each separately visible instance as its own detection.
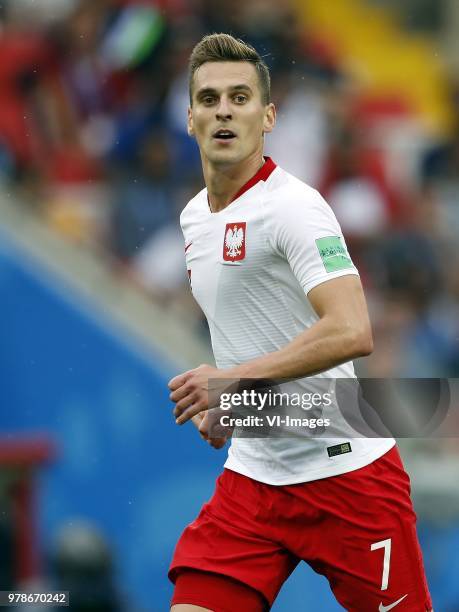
[315,236,353,273]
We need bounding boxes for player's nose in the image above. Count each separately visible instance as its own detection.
[216,96,232,120]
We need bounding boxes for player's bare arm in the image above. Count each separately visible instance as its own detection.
[169,274,372,424]
[234,274,373,379]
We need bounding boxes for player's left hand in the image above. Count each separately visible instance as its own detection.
[168,364,234,425]
[193,411,233,449]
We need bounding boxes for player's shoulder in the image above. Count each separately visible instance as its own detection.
[180,186,208,229]
[264,165,330,215]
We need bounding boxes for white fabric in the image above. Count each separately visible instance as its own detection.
[328,178,388,237]
[133,225,187,292]
[265,86,328,188]
[181,164,394,485]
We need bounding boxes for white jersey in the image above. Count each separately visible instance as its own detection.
[181,158,394,485]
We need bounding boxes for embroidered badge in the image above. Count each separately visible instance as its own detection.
[223,222,246,262]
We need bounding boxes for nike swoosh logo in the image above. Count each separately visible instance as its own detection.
[379,594,408,611]
[184,242,192,253]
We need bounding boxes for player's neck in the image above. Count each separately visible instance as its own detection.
[204,152,265,213]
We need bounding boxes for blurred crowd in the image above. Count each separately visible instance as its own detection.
[1,0,459,377]
[1,2,458,606]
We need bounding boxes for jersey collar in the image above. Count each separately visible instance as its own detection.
[230,156,277,203]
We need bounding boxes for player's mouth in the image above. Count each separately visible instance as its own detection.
[213,129,236,142]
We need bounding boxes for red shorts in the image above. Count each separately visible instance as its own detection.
[169,446,432,611]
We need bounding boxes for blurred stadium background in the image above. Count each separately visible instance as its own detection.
[1,0,459,609]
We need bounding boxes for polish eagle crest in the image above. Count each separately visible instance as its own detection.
[225,224,244,258]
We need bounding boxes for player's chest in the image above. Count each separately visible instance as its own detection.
[185,211,270,302]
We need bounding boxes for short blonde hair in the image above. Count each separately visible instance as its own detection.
[188,33,271,105]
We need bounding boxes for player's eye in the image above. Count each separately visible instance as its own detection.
[202,96,216,105]
[234,94,248,103]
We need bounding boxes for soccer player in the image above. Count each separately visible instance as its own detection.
[168,33,432,612]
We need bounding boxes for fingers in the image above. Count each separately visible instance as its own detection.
[170,382,208,424]
[171,388,197,413]
[172,387,205,422]
[198,413,211,438]
[191,413,205,428]
[169,364,220,425]
[175,403,204,425]
[169,379,204,423]
[168,370,191,391]
[168,364,212,391]
[169,383,191,403]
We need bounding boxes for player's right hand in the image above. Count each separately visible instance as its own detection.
[169,363,238,424]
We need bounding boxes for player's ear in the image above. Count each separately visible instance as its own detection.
[262,103,276,134]
[187,106,195,137]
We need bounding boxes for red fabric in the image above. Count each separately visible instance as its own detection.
[47,145,103,183]
[12,476,37,582]
[171,569,267,612]
[353,93,414,124]
[230,156,276,203]
[0,32,59,165]
[169,447,432,611]
[320,146,405,226]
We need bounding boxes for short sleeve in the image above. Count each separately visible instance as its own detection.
[270,187,359,294]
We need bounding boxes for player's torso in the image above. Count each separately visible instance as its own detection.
[181,171,394,486]
[183,185,316,367]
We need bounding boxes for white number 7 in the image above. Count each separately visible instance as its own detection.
[370,538,392,591]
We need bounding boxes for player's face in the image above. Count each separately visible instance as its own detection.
[188,61,275,167]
